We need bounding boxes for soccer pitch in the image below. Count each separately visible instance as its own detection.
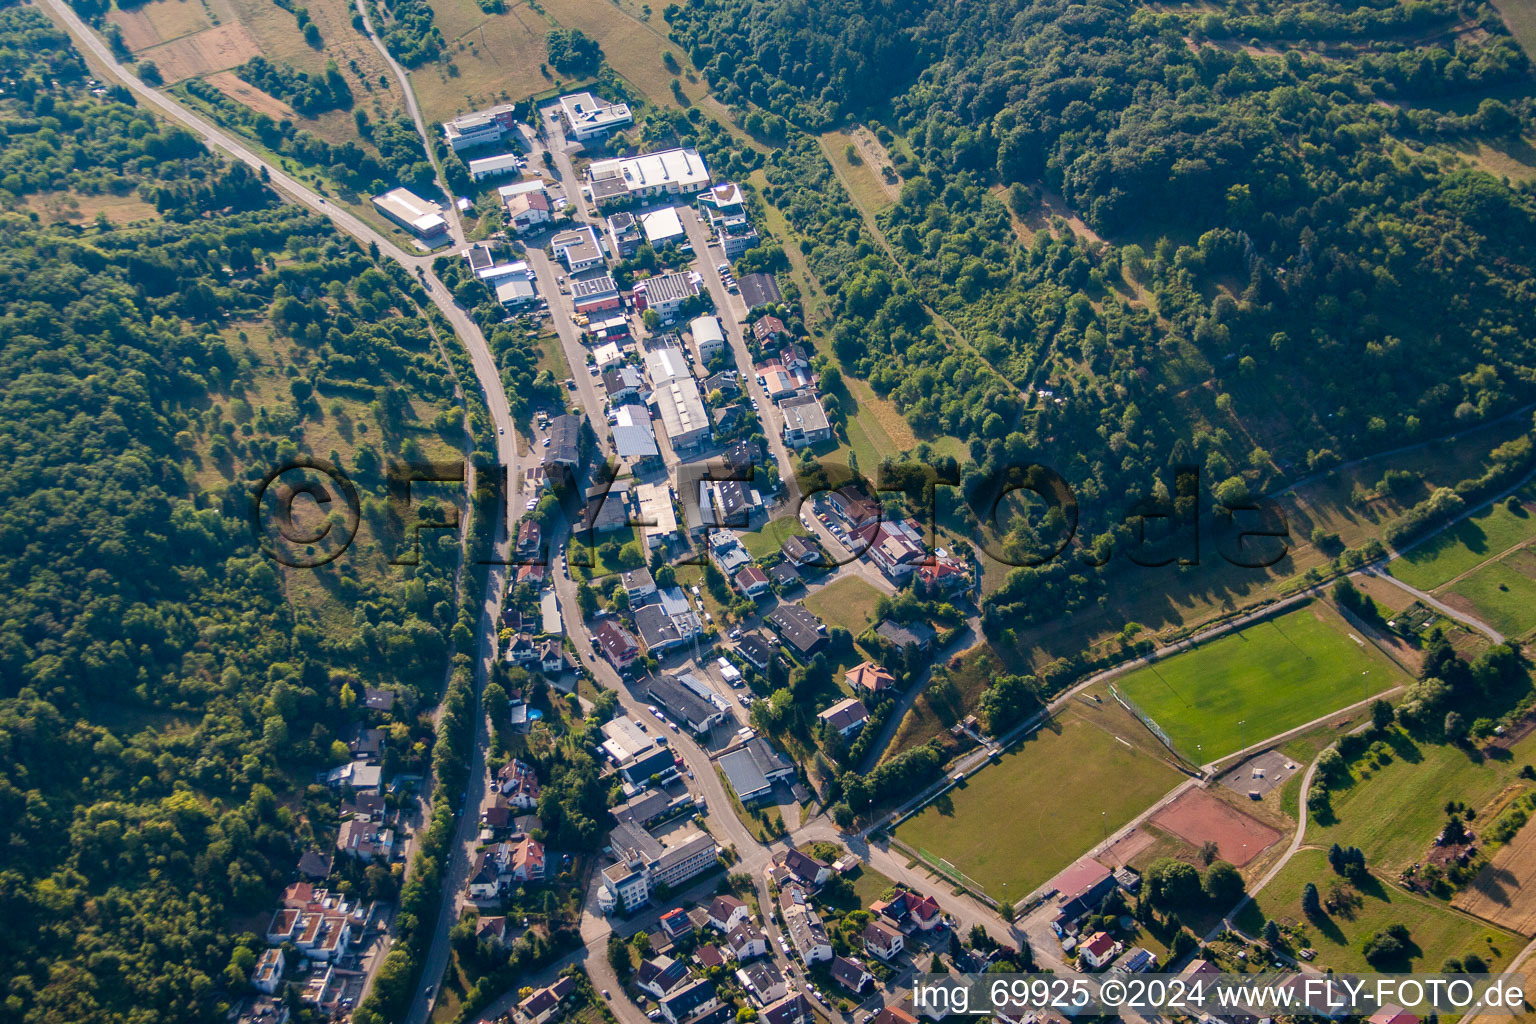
[1110,602,1408,762]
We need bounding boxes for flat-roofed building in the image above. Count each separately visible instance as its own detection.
[636,482,679,550]
[467,152,523,182]
[654,376,711,451]
[634,271,700,320]
[553,225,606,272]
[559,91,633,140]
[372,188,448,240]
[572,273,622,314]
[587,147,712,207]
[779,394,831,448]
[612,403,660,463]
[442,103,518,152]
[641,206,687,247]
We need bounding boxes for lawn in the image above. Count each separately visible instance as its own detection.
[803,576,884,634]
[1389,491,1536,591]
[739,515,809,559]
[1309,727,1536,875]
[1110,601,1407,762]
[569,526,638,579]
[1238,848,1519,973]
[895,705,1184,900]
[1444,555,1536,639]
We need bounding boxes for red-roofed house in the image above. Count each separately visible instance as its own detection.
[1078,931,1120,970]
[845,661,895,693]
[1369,1007,1421,1024]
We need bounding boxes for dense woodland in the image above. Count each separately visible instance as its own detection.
[0,7,477,1020]
[668,0,1536,643]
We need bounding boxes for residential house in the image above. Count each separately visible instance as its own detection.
[734,633,775,670]
[505,632,538,665]
[660,979,720,1024]
[828,486,882,532]
[1078,931,1121,970]
[846,661,896,693]
[735,565,770,599]
[767,604,827,658]
[336,817,395,862]
[660,907,694,941]
[622,567,658,604]
[780,535,822,567]
[539,639,566,675]
[496,760,541,810]
[696,945,726,970]
[830,955,874,996]
[817,697,870,738]
[348,724,385,763]
[251,948,284,994]
[708,532,752,575]
[637,955,691,999]
[872,1008,918,1024]
[726,921,768,961]
[736,960,786,1005]
[476,915,510,946]
[708,895,751,932]
[505,188,553,232]
[516,518,543,560]
[517,976,577,1024]
[364,687,395,712]
[750,315,786,346]
[855,517,928,580]
[1370,1006,1422,1024]
[779,847,832,888]
[863,920,905,961]
[594,619,640,670]
[781,894,832,963]
[761,994,814,1024]
[874,619,935,653]
[603,365,645,405]
[872,889,942,932]
[637,482,680,551]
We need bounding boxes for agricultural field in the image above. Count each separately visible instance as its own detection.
[1457,815,1536,934]
[1108,600,1409,762]
[1389,488,1536,591]
[1444,554,1536,640]
[803,575,884,635]
[894,702,1184,899]
[1492,0,1536,57]
[1240,848,1520,972]
[1309,728,1536,876]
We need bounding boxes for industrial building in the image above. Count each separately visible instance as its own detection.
[372,188,448,241]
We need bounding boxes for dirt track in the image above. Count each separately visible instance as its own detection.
[1151,788,1281,866]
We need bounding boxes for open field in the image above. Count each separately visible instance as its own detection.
[406,0,550,126]
[1457,816,1536,934]
[107,0,214,49]
[137,21,263,82]
[894,703,1184,898]
[1491,0,1536,58]
[1444,554,1536,640]
[821,129,898,212]
[19,188,163,225]
[1240,847,1520,972]
[803,576,884,635]
[1108,600,1408,762]
[204,69,297,119]
[1312,727,1536,876]
[1389,489,1536,590]
[1148,788,1281,866]
[740,515,809,559]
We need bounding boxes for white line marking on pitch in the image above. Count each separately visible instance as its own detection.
[1116,737,1133,749]
[1348,633,1364,646]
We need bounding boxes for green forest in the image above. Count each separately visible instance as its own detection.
[0,6,476,1020]
[667,0,1536,639]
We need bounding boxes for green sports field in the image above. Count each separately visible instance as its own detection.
[1237,847,1518,973]
[1389,491,1536,591]
[1111,602,1408,762]
[894,704,1184,898]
